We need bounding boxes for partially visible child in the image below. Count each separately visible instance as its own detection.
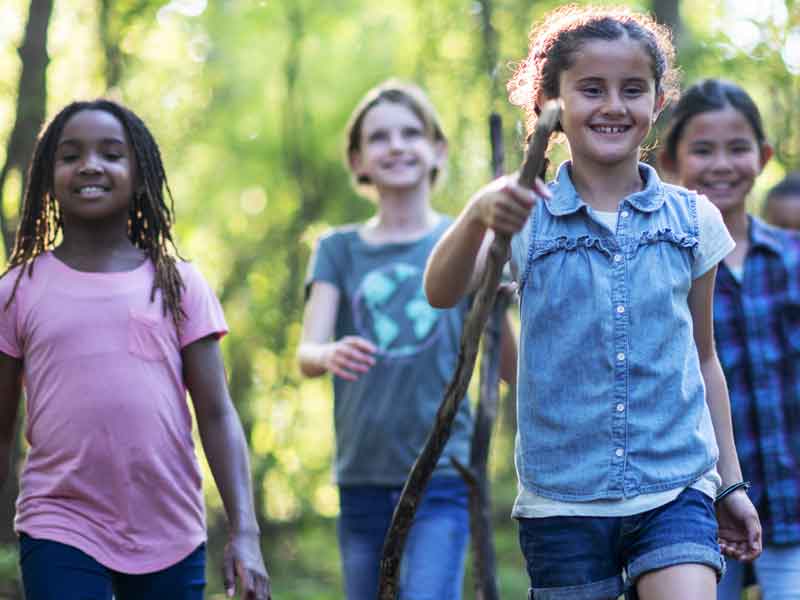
[661,78,800,600]
[425,6,760,599]
[764,172,800,230]
[0,100,269,599]
[297,79,515,600]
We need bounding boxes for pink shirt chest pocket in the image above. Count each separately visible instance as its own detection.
[128,308,174,361]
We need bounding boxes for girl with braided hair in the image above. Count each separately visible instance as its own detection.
[0,100,269,599]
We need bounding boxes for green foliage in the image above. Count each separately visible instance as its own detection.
[1,0,799,596]
[0,544,18,580]
[678,0,800,206]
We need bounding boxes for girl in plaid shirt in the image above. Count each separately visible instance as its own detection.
[662,78,800,600]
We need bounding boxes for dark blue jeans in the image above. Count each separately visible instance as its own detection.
[19,534,206,600]
[338,476,470,600]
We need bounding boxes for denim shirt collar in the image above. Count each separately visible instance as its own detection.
[546,161,666,216]
[748,215,784,255]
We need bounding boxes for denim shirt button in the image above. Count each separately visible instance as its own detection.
[617,352,626,361]
[616,305,625,314]
[615,448,624,457]
[621,210,630,218]
[616,403,625,412]
[614,254,623,262]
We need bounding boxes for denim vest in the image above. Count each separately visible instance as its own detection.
[512,162,718,501]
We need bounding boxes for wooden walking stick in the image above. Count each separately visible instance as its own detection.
[450,111,507,600]
[377,99,562,600]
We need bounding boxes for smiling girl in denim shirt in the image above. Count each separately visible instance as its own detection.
[425,6,760,600]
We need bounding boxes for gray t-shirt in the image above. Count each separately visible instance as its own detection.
[307,216,472,486]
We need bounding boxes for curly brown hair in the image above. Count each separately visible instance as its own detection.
[508,4,679,137]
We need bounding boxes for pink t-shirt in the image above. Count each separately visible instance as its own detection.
[0,252,228,573]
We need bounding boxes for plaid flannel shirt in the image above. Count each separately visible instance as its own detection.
[713,216,800,545]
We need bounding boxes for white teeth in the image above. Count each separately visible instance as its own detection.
[382,161,416,170]
[77,186,107,197]
[593,126,627,134]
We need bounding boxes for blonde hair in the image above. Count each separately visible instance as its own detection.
[345,79,447,191]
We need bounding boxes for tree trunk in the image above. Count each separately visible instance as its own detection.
[0,0,53,556]
[464,291,510,600]
[471,3,504,586]
[98,0,124,89]
[651,0,683,47]
[0,0,53,257]
[214,2,327,536]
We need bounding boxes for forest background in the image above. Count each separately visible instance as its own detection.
[1,0,799,598]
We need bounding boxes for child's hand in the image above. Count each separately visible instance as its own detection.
[224,531,271,599]
[469,174,550,235]
[323,336,377,381]
[716,490,762,561]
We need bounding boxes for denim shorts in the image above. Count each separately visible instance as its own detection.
[338,476,469,600]
[517,488,724,600]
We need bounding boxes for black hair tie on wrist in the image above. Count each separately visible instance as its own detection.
[715,481,751,504]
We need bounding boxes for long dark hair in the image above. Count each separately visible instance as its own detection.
[5,99,186,325]
[662,78,767,165]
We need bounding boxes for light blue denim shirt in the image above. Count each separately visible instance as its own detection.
[510,161,718,501]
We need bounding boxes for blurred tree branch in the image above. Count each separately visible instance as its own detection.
[97,0,156,90]
[0,1,52,567]
[651,0,683,47]
[0,0,53,258]
[212,3,331,534]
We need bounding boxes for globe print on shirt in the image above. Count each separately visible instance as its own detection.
[352,262,443,359]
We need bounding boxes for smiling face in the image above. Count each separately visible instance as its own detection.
[672,106,770,217]
[52,109,136,226]
[350,100,444,193]
[554,35,662,172]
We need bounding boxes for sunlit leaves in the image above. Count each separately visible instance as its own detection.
[2,1,800,595]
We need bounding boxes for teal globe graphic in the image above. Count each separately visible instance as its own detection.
[352,262,442,359]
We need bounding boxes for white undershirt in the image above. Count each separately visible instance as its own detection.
[513,468,721,518]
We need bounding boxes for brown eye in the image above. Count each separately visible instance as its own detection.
[367,131,388,143]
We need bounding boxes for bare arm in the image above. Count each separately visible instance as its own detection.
[424,175,544,309]
[0,352,21,489]
[424,205,493,309]
[183,336,270,600]
[297,281,376,380]
[689,267,761,561]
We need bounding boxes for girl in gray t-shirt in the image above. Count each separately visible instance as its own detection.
[297,79,514,600]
